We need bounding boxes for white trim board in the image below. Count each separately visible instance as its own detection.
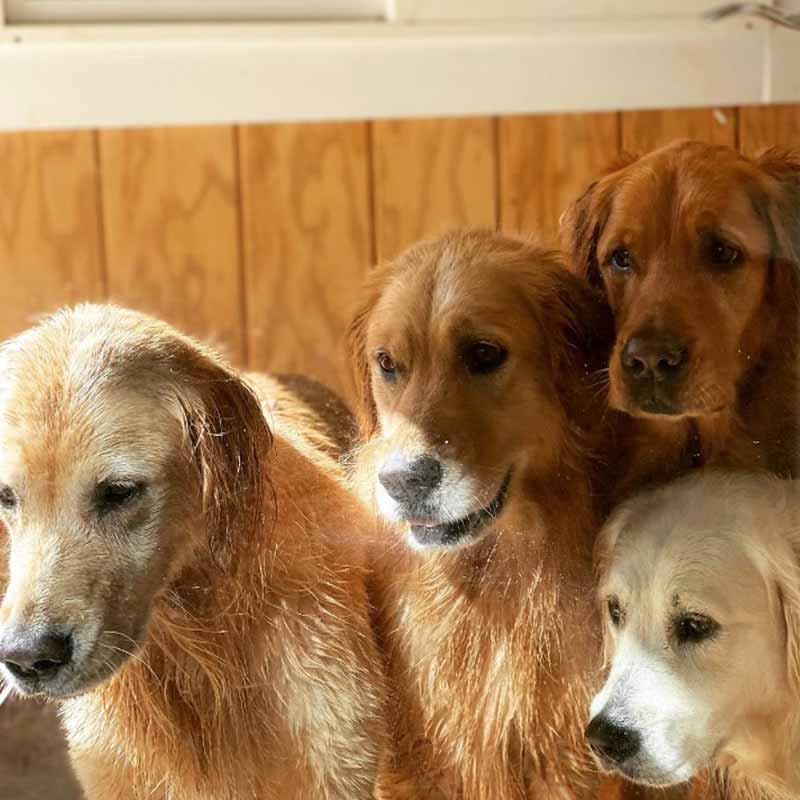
[5,0,385,23]
[0,18,789,132]
[390,1,719,21]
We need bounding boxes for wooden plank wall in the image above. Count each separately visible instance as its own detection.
[0,104,798,397]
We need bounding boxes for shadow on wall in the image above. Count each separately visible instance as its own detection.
[0,698,84,800]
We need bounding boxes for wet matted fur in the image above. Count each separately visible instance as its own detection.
[0,305,387,800]
[347,229,615,799]
[560,140,800,497]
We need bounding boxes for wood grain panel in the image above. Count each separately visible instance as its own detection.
[739,103,800,154]
[621,107,736,152]
[99,126,245,363]
[372,117,496,261]
[239,122,371,394]
[499,113,619,245]
[0,130,104,340]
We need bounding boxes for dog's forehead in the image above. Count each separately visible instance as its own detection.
[371,256,535,348]
[609,506,765,617]
[606,151,767,252]
[0,331,180,489]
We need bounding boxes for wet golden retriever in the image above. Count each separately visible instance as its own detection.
[590,470,800,799]
[348,229,614,798]
[0,305,387,800]
[560,141,800,496]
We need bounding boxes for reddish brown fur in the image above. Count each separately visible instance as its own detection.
[347,230,615,798]
[560,140,800,497]
[0,305,387,800]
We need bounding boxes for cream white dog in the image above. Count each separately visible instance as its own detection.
[589,470,800,797]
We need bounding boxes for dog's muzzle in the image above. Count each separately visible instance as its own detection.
[619,329,689,415]
[408,469,513,548]
[0,625,74,695]
[585,713,642,769]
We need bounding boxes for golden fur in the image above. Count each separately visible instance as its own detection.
[0,305,387,800]
[560,140,800,497]
[347,229,615,799]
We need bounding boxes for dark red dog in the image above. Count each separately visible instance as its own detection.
[561,140,800,495]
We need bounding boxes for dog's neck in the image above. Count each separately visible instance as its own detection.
[721,705,800,798]
[616,329,799,499]
[371,438,601,796]
[735,323,800,477]
[62,435,354,791]
[418,445,598,612]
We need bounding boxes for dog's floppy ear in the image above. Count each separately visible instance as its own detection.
[170,346,273,569]
[769,486,800,695]
[552,267,615,369]
[781,578,800,697]
[749,481,800,695]
[756,148,800,267]
[559,154,637,287]
[539,262,615,395]
[594,502,631,587]
[346,264,394,439]
[593,502,633,665]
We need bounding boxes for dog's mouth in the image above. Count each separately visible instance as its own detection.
[616,377,683,417]
[626,394,728,420]
[614,362,729,420]
[0,627,144,701]
[589,739,699,788]
[2,657,118,701]
[408,470,513,549]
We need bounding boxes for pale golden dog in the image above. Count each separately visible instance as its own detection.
[347,229,615,799]
[591,471,800,799]
[0,305,387,800]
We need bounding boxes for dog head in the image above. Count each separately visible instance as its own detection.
[589,471,800,788]
[348,228,611,550]
[561,140,800,420]
[0,305,270,700]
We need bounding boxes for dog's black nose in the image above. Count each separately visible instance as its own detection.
[585,714,641,764]
[0,630,73,681]
[621,333,688,384]
[378,455,443,506]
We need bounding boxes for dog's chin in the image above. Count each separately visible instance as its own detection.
[610,379,729,421]
[593,755,692,788]
[3,662,116,701]
[405,470,513,551]
[592,748,699,789]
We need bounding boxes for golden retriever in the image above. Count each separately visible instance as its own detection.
[0,304,387,800]
[590,470,800,799]
[560,141,800,495]
[347,229,615,798]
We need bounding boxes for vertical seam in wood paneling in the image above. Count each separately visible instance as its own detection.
[616,111,624,154]
[492,115,502,230]
[366,120,378,267]
[232,124,250,368]
[732,106,741,152]
[92,130,109,300]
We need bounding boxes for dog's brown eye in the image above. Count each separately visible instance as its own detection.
[0,485,17,510]
[608,248,634,273]
[607,596,623,627]
[463,341,508,375]
[675,613,719,645]
[707,237,742,268]
[376,350,398,378]
[93,480,144,516]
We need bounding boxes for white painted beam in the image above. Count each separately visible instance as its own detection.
[0,17,781,131]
